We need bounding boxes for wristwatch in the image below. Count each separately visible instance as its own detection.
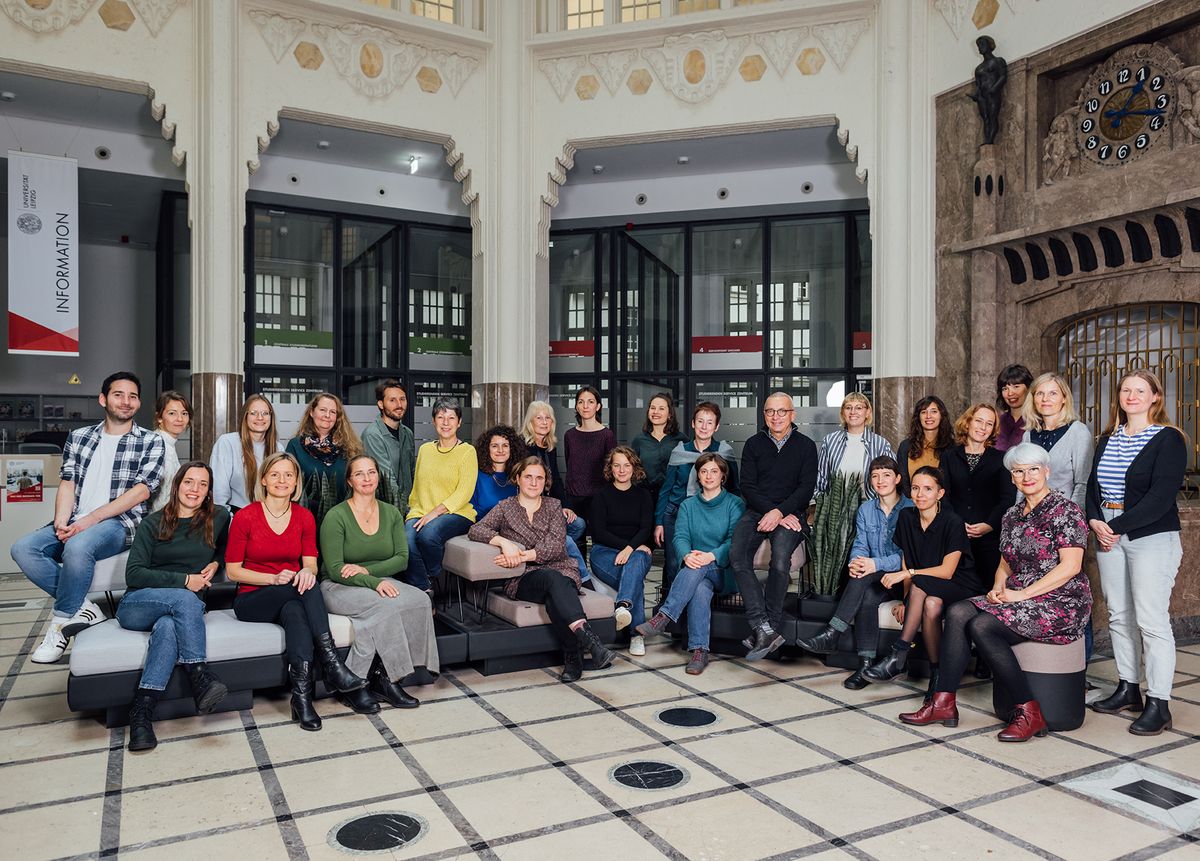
[908,568,917,579]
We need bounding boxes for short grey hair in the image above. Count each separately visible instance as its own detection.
[1002,442,1050,472]
[432,398,462,419]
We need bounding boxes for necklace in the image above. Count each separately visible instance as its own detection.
[436,440,459,453]
[264,502,291,520]
[350,500,378,519]
[491,471,510,487]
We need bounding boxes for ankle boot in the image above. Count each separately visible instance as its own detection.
[797,625,841,656]
[368,658,419,709]
[1129,697,1172,736]
[864,647,908,682]
[998,700,1048,741]
[339,683,380,715]
[924,669,941,704]
[315,632,367,693]
[1092,680,1144,715]
[899,692,958,727]
[843,657,873,690]
[560,648,584,683]
[185,663,229,715]
[127,689,160,752]
[289,659,322,731]
[745,622,785,662]
[574,622,615,670]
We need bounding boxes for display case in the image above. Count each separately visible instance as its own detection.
[0,393,100,454]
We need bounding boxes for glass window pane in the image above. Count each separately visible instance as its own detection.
[616,378,683,449]
[252,209,334,366]
[549,234,597,375]
[409,227,472,373]
[769,373,845,439]
[342,221,396,370]
[410,378,472,445]
[690,378,763,458]
[620,228,684,373]
[692,223,763,372]
[853,213,872,369]
[770,218,845,370]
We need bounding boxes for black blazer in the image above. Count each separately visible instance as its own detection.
[1086,427,1186,539]
[941,445,1010,534]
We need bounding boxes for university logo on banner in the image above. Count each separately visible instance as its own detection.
[7,151,79,356]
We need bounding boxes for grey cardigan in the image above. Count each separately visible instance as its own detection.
[1019,420,1094,509]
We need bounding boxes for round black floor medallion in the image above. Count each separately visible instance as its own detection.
[327,812,427,855]
[609,760,688,791]
[656,706,719,728]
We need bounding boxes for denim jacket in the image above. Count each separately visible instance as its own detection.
[847,495,914,573]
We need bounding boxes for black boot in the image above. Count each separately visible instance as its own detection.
[924,668,941,703]
[560,648,584,683]
[369,658,419,709]
[127,689,159,752]
[184,662,229,715]
[863,646,908,682]
[574,622,615,670]
[314,632,367,693]
[745,622,785,662]
[797,625,841,656]
[289,659,322,731]
[843,657,873,690]
[1129,697,1172,736]
[339,684,381,715]
[1092,680,1144,715]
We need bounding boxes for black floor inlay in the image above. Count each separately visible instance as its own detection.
[1113,780,1197,811]
[329,812,426,853]
[656,706,718,728]
[610,761,688,791]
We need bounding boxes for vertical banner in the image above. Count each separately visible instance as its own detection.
[7,151,79,356]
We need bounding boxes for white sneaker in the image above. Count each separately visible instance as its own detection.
[61,599,106,639]
[614,605,632,631]
[32,618,69,664]
[629,635,646,657]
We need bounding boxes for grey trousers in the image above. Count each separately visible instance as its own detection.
[320,579,439,681]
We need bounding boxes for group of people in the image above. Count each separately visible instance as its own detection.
[10,363,1188,752]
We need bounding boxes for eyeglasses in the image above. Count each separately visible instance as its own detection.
[763,408,794,417]
[247,411,271,418]
[1010,466,1043,478]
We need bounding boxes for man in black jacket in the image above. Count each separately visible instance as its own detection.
[732,392,818,660]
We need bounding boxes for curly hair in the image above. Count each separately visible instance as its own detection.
[906,395,954,459]
[952,403,999,447]
[603,446,648,484]
[475,425,527,473]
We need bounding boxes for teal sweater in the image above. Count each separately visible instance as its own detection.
[672,489,745,594]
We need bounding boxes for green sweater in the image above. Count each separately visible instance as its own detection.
[319,500,409,589]
[672,489,745,593]
[125,508,231,591]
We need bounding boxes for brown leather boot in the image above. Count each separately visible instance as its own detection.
[899,692,958,727]
[998,700,1048,742]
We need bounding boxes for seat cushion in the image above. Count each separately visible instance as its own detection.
[1012,637,1085,674]
[878,600,903,631]
[69,610,286,676]
[751,541,806,573]
[88,551,130,593]
[328,613,355,649]
[442,536,526,581]
[487,590,614,628]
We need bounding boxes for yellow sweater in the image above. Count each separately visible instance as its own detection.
[407,440,478,521]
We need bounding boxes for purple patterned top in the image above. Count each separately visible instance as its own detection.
[970,489,1092,644]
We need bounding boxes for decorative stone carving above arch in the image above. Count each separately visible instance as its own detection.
[428,49,478,96]
[812,18,868,70]
[246,116,280,176]
[247,8,306,62]
[752,26,809,77]
[641,30,750,104]
[148,95,185,167]
[587,49,637,95]
[309,21,426,98]
[0,0,97,33]
[443,136,480,256]
[539,142,576,261]
[538,55,586,101]
[127,0,183,36]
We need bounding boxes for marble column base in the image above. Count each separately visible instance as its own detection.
[472,382,548,433]
[191,372,243,464]
[872,375,936,448]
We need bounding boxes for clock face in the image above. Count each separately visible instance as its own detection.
[1078,62,1173,165]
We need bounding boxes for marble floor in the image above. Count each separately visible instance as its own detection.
[1,573,1199,861]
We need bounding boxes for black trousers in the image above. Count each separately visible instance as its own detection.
[514,568,586,650]
[234,583,332,663]
[936,600,1033,703]
[832,571,892,657]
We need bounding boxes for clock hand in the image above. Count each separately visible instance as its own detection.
[1123,108,1166,116]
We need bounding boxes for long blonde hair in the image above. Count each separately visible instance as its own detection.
[297,392,362,458]
[238,395,278,503]
[1021,373,1079,431]
[521,400,557,450]
[1103,370,1184,437]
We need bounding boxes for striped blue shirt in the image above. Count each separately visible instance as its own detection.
[1096,424,1163,504]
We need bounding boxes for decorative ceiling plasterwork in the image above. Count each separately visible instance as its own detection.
[587,48,637,95]
[428,49,479,96]
[0,0,96,32]
[128,0,183,36]
[812,18,868,70]
[933,0,969,38]
[753,26,809,77]
[539,55,587,101]
[247,8,305,62]
[642,31,751,104]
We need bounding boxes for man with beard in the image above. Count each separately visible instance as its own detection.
[361,378,416,516]
[12,372,166,663]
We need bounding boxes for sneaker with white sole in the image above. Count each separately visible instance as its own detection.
[61,599,106,639]
[32,618,69,664]
[629,635,646,656]
[614,604,632,631]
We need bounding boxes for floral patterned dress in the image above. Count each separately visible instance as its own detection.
[970,489,1092,643]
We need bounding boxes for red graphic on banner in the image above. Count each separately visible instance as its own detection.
[691,335,763,354]
[8,312,80,355]
[550,340,596,358]
[852,331,872,350]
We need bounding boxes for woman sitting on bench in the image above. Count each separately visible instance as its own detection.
[226,452,366,732]
[468,456,614,683]
[320,454,433,714]
[119,461,231,752]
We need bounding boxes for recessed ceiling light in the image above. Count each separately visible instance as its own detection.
[316,140,331,150]
[0,91,15,102]
[677,156,689,165]
[592,165,604,174]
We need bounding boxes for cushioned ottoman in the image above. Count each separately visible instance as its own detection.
[992,637,1086,731]
[486,590,614,627]
[442,536,526,621]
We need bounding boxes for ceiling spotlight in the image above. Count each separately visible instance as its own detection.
[592,165,604,174]
[409,155,419,174]
[316,140,331,150]
[677,156,689,165]
[0,91,15,102]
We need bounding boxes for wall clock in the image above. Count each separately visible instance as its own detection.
[1075,45,1179,165]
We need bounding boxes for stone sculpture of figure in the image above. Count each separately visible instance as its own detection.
[1178,65,1200,140]
[969,36,1008,146]
[1043,108,1080,185]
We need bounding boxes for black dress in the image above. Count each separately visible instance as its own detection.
[940,445,1010,584]
[893,507,985,604]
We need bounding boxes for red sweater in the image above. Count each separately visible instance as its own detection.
[226,502,318,594]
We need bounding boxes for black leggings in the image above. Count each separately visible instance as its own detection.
[936,600,1033,702]
[832,572,892,657]
[234,584,332,663]
[514,568,586,650]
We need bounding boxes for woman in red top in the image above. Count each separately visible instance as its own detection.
[226,452,364,731]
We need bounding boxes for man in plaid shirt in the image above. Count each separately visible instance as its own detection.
[11,372,165,663]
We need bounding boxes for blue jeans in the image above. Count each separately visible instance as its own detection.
[404,514,472,591]
[12,520,128,617]
[590,544,653,628]
[566,517,588,582]
[661,561,722,651]
[116,588,207,691]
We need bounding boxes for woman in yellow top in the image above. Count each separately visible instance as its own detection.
[404,398,477,597]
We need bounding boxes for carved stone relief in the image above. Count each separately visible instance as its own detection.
[933,0,969,39]
[0,0,97,32]
[641,30,750,104]
[812,18,868,70]
[587,48,637,95]
[428,49,478,96]
[247,8,306,63]
[539,55,587,101]
[127,0,183,36]
[310,21,426,98]
[752,26,809,76]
